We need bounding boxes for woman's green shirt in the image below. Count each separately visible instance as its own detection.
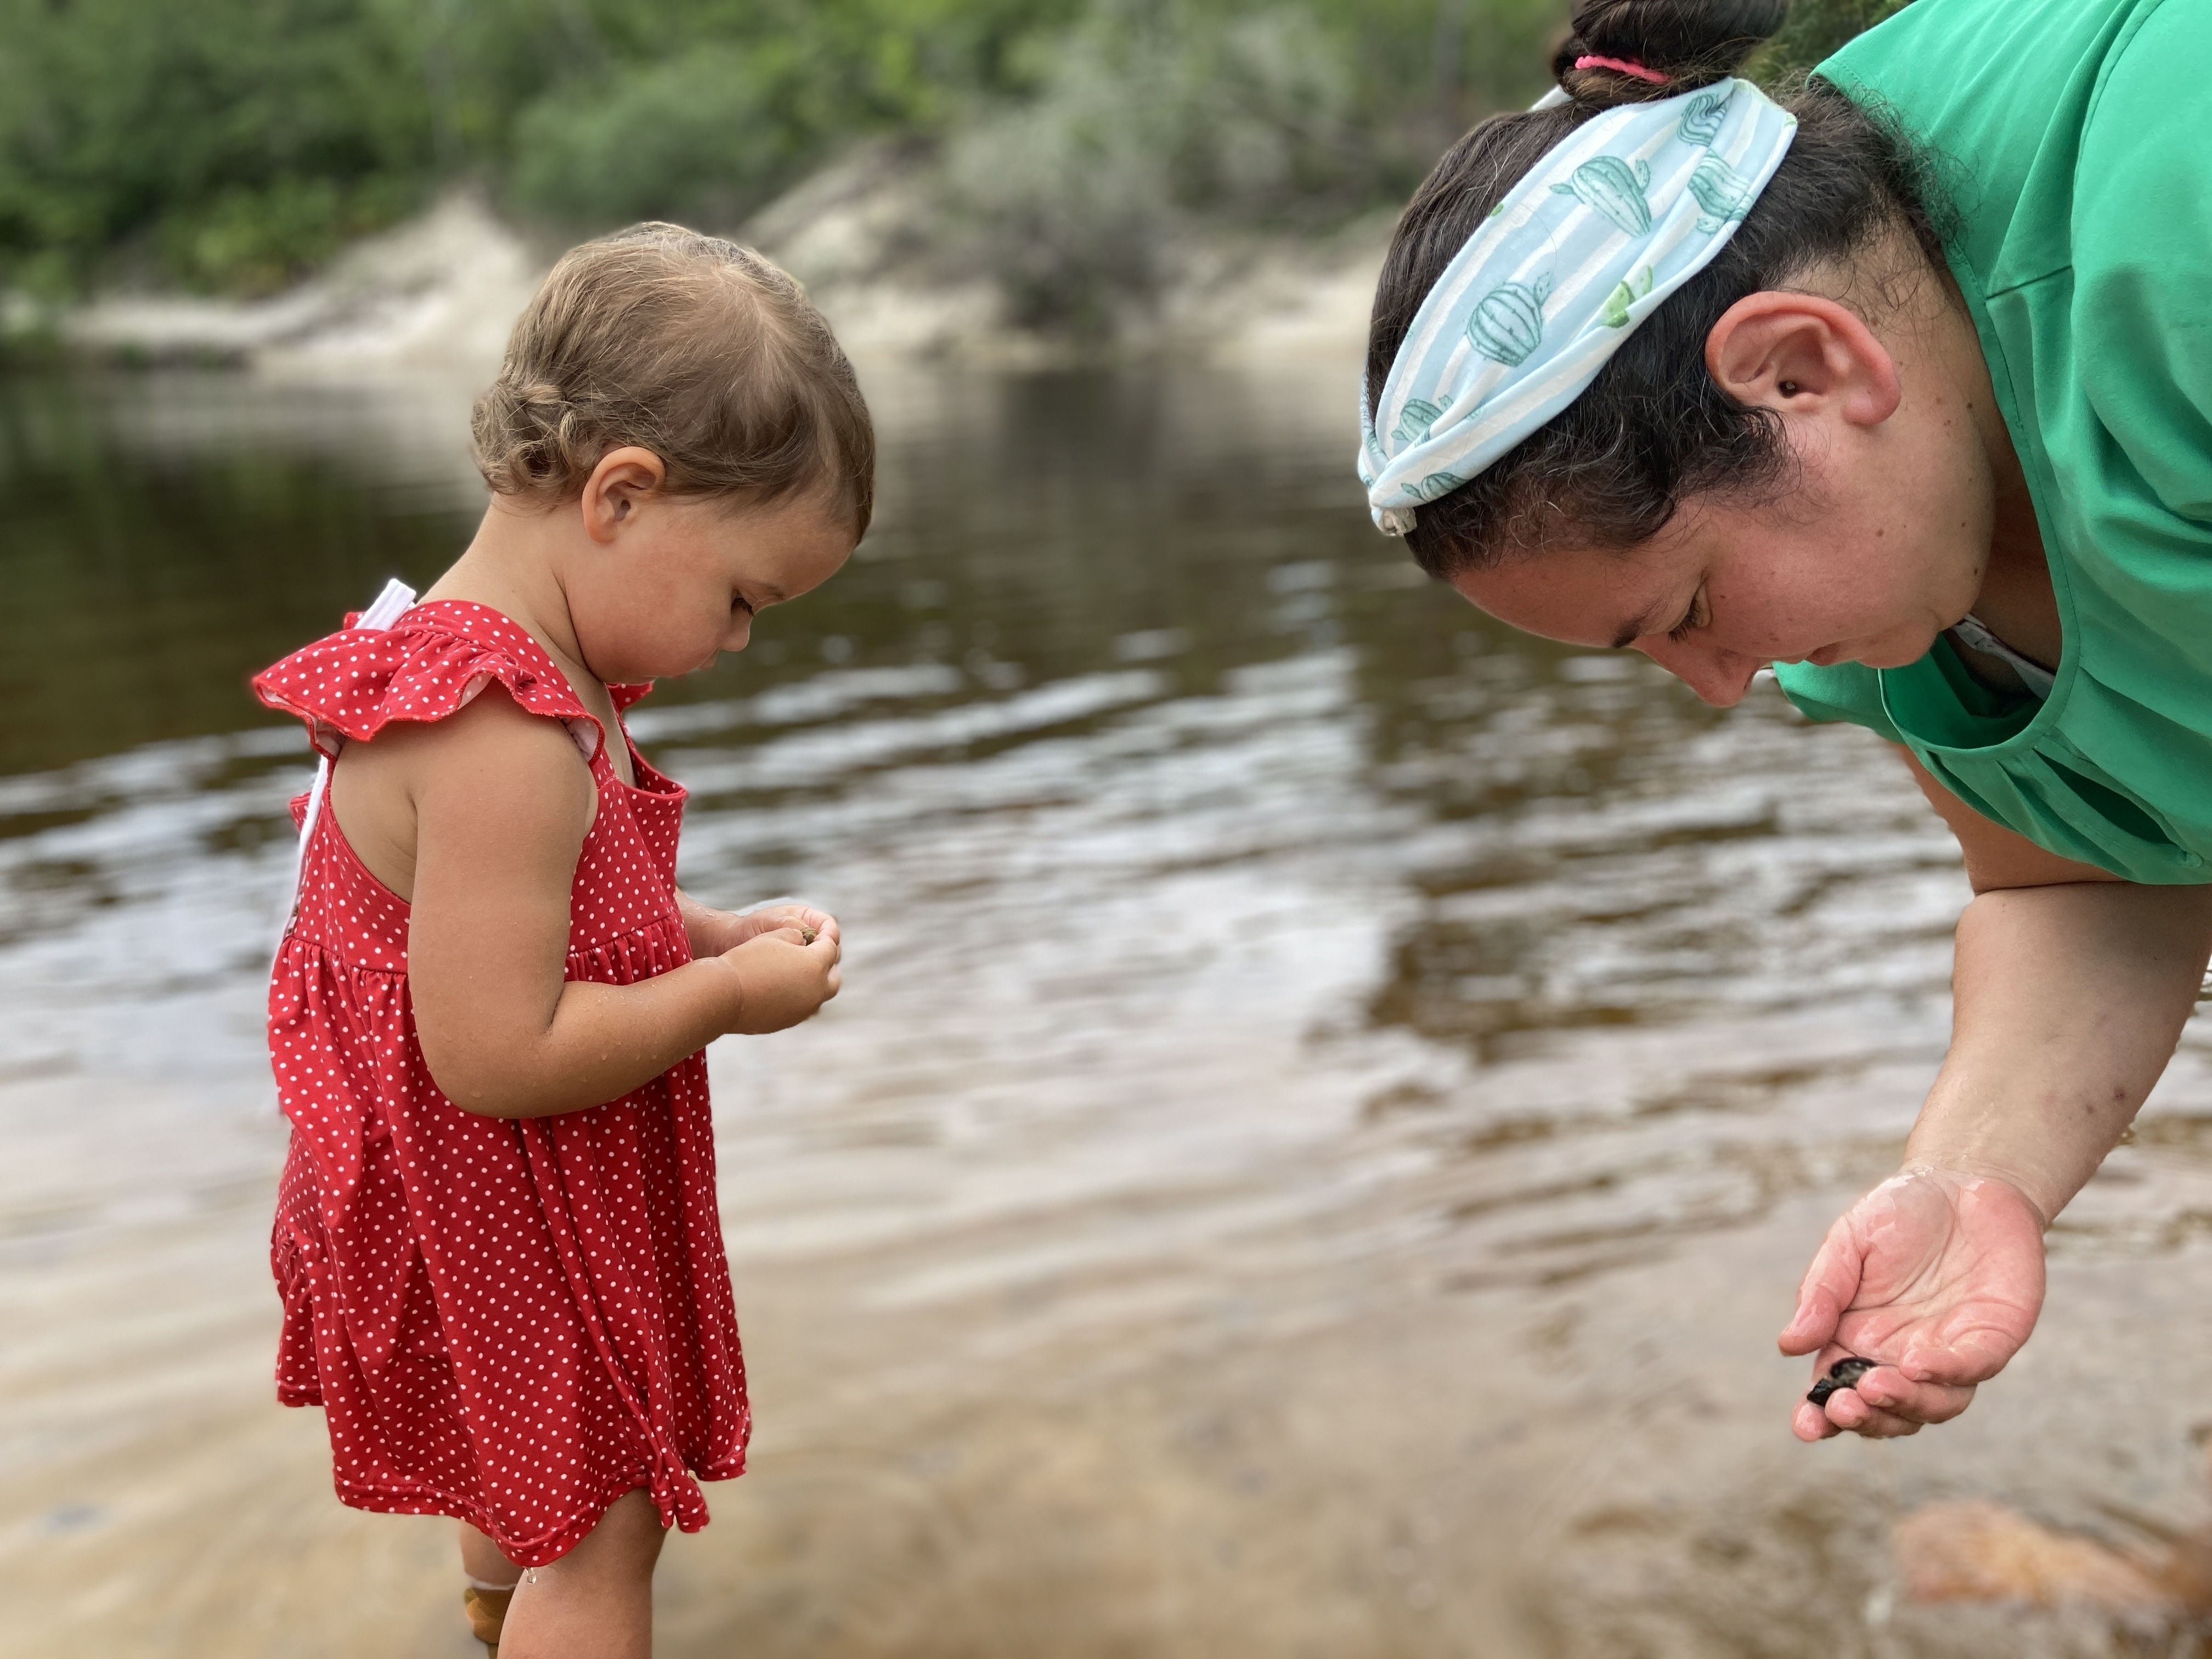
[1771,0,2212,882]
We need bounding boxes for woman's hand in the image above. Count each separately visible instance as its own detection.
[1780,1168,2046,1440]
[1776,761,2212,1443]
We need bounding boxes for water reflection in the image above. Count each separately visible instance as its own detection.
[9,362,2212,1656]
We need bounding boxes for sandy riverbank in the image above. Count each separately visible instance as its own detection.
[36,164,1386,380]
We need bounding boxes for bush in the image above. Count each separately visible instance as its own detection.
[509,45,801,229]
[0,0,435,294]
[0,0,1081,295]
[943,0,1556,334]
[0,0,1916,311]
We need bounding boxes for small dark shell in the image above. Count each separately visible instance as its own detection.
[1805,1356,1876,1408]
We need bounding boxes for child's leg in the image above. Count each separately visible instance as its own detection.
[459,1521,524,1586]
[458,1523,523,1650]
[495,1489,666,1659]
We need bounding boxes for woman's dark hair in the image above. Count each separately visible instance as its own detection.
[1367,0,1948,575]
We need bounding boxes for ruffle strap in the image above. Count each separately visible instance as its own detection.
[253,604,610,761]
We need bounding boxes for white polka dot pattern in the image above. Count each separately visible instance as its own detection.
[254,601,747,1567]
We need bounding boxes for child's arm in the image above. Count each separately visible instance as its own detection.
[1779,756,2212,1438]
[397,689,840,1119]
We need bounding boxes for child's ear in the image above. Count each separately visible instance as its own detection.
[580,447,669,543]
[1705,291,1902,430]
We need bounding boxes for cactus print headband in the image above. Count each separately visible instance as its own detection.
[1358,78,1797,536]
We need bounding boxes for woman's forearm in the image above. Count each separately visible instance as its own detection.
[1906,882,2212,1220]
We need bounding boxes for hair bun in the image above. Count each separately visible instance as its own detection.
[1553,0,1786,102]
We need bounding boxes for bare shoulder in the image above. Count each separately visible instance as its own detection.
[330,687,595,901]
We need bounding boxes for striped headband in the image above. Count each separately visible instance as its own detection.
[1358,78,1797,535]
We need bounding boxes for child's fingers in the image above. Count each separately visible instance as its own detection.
[740,904,806,929]
[739,904,836,943]
[729,928,810,953]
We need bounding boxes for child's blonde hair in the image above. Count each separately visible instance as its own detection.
[472,223,874,533]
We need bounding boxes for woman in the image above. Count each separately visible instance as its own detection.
[1362,0,2212,1441]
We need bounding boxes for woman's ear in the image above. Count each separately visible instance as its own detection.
[1706,292,1901,429]
[579,447,669,545]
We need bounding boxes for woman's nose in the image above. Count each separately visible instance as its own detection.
[1637,639,1762,707]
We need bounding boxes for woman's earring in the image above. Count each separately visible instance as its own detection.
[1778,379,1801,397]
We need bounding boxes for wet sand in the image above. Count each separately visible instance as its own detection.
[9,363,2212,1655]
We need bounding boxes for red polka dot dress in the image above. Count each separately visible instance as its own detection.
[253,600,748,1566]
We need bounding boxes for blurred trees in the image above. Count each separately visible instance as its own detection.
[0,0,1560,298]
[0,0,1909,304]
[943,0,1563,333]
[0,0,435,295]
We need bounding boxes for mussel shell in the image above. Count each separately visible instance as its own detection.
[1804,1356,1877,1408]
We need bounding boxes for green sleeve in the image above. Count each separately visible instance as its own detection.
[2073,2,2212,523]
[1770,660,1904,741]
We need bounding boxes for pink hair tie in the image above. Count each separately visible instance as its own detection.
[1573,54,1669,84]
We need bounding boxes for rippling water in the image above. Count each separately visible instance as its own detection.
[9,362,2212,1657]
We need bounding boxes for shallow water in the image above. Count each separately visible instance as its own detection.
[8,362,2212,1656]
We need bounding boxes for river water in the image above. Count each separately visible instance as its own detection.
[8,361,2212,1657]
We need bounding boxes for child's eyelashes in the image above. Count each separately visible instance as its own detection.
[1668,588,1708,643]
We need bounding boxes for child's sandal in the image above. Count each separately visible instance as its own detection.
[463,1582,517,1655]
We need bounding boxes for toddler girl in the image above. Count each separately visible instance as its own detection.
[253,223,869,1657]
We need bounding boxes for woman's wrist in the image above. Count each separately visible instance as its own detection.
[1893,1154,2057,1230]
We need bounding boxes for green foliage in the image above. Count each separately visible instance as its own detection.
[0,0,1576,302]
[0,0,1102,292]
[0,0,1931,307]
[947,0,1561,334]
[509,45,800,227]
[946,4,1359,333]
[0,0,436,295]
[503,0,1094,229]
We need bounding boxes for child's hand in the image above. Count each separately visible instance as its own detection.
[727,902,837,949]
[720,916,842,1035]
[685,900,836,958]
[1779,1169,2046,1441]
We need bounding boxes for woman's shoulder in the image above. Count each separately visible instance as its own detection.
[2067,2,2212,526]
[1820,0,2177,126]
[253,600,600,759]
[1820,0,2181,290]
